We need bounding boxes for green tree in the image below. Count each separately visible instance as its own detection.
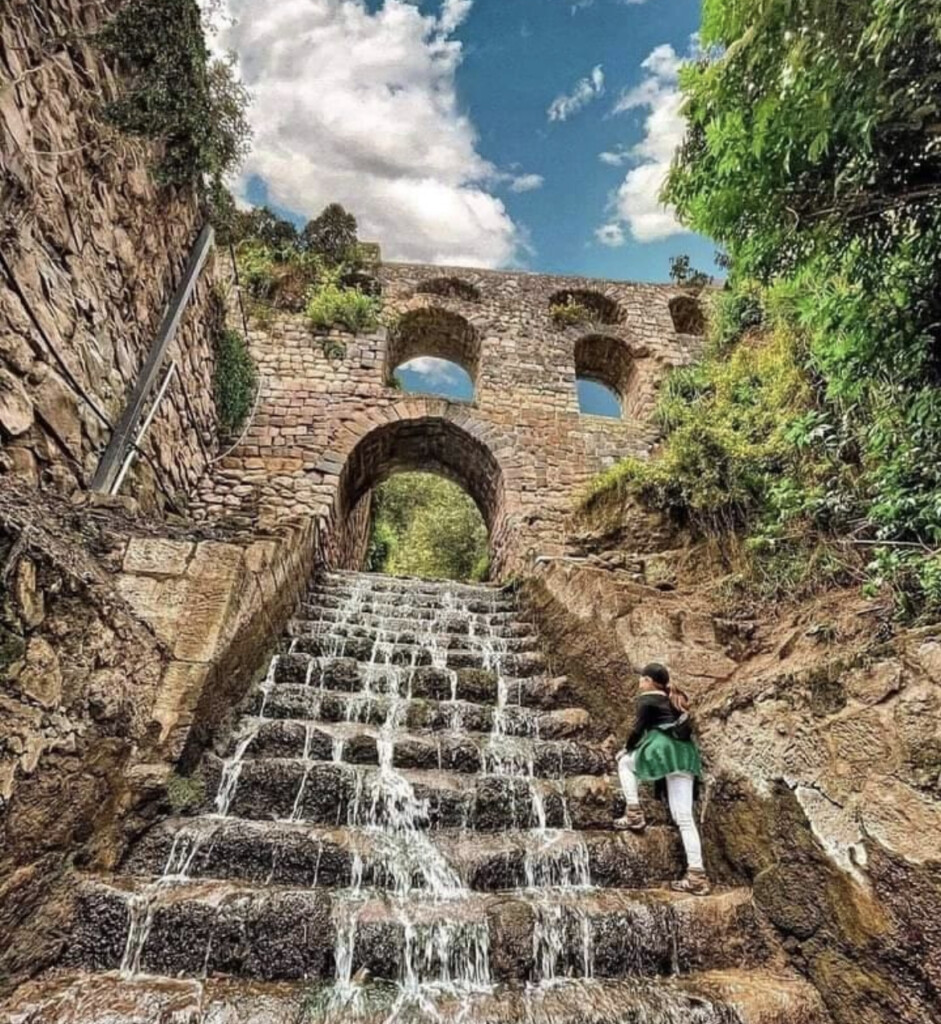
[301,204,359,267]
[594,0,941,616]
[367,474,489,581]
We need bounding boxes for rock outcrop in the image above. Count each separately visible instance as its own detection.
[524,549,941,1024]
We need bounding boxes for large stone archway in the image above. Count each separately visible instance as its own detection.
[327,413,509,573]
[197,263,703,578]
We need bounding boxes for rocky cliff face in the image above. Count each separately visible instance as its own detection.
[0,0,220,510]
[524,505,941,1024]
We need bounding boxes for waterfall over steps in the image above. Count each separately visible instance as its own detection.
[9,571,832,1023]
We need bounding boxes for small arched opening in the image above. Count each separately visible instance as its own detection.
[415,277,481,303]
[668,294,706,336]
[574,334,639,419]
[386,307,481,402]
[549,288,621,328]
[330,417,507,578]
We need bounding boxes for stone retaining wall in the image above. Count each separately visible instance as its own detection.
[0,0,220,511]
[0,488,316,984]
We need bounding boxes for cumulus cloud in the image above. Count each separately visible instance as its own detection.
[402,357,466,384]
[597,43,690,244]
[211,0,523,267]
[397,356,473,399]
[547,65,605,122]
[595,222,626,247]
[509,173,545,193]
[598,145,631,167]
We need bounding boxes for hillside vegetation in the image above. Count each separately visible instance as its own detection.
[367,474,490,582]
[588,0,941,620]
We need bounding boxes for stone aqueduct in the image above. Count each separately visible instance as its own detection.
[197,264,704,576]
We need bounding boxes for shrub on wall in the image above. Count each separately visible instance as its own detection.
[213,328,257,437]
[305,277,379,334]
[97,0,251,207]
[550,298,591,327]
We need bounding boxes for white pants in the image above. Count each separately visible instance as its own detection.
[617,751,704,872]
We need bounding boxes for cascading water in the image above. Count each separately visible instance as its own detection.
[37,569,830,1024]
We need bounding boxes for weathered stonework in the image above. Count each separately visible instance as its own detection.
[0,486,316,985]
[0,0,220,511]
[196,264,704,576]
[524,555,941,1024]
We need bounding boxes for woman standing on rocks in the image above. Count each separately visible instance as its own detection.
[612,662,710,895]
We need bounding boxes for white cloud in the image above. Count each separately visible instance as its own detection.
[597,43,689,244]
[509,173,545,193]
[211,0,522,267]
[438,0,473,34]
[403,357,464,381]
[547,65,605,122]
[595,222,625,246]
[598,146,631,166]
[569,0,649,11]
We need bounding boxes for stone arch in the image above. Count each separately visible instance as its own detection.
[549,288,621,326]
[573,334,641,418]
[385,307,481,392]
[328,412,509,573]
[415,276,481,302]
[668,294,705,336]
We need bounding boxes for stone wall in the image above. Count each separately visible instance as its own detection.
[0,486,316,986]
[523,556,941,1024]
[195,263,703,575]
[0,0,220,511]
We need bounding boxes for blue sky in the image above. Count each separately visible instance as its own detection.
[441,0,715,280]
[216,0,716,284]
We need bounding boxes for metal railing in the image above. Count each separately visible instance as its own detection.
[91,223,215,494]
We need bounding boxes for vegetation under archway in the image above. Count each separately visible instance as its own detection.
[366,472,489,581]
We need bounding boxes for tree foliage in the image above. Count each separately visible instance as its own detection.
[97,0,251,205]
[301,204,359,266]
[593,0,941,618]
[367,474,490,582]
[227,202,379,334]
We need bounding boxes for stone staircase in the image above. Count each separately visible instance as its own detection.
[4,571,830,1023]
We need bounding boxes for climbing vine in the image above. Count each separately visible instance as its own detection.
[213,327,257,437]
[96,0,251,207]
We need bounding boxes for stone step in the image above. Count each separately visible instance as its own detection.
[281,636,547,675]
[286,619,539,652]
[0,969,832,1024]
[68,879,765,984]
[126,819,682,891]
[269,656,580,709]
[226,720,612,777]
[199,757,655,832]
[321,571,512,599]
[300,604,529,636]
[254,684,595,740]
[310,588,516,615]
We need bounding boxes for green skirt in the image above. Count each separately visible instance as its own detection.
[633,729,702,782]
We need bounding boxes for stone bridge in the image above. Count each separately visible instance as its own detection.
[197,264,704,576]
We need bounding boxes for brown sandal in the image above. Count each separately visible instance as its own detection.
[671,869,712,896]
[613,806,647,832]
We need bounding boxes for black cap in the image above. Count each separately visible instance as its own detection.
[641,662,670,688]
